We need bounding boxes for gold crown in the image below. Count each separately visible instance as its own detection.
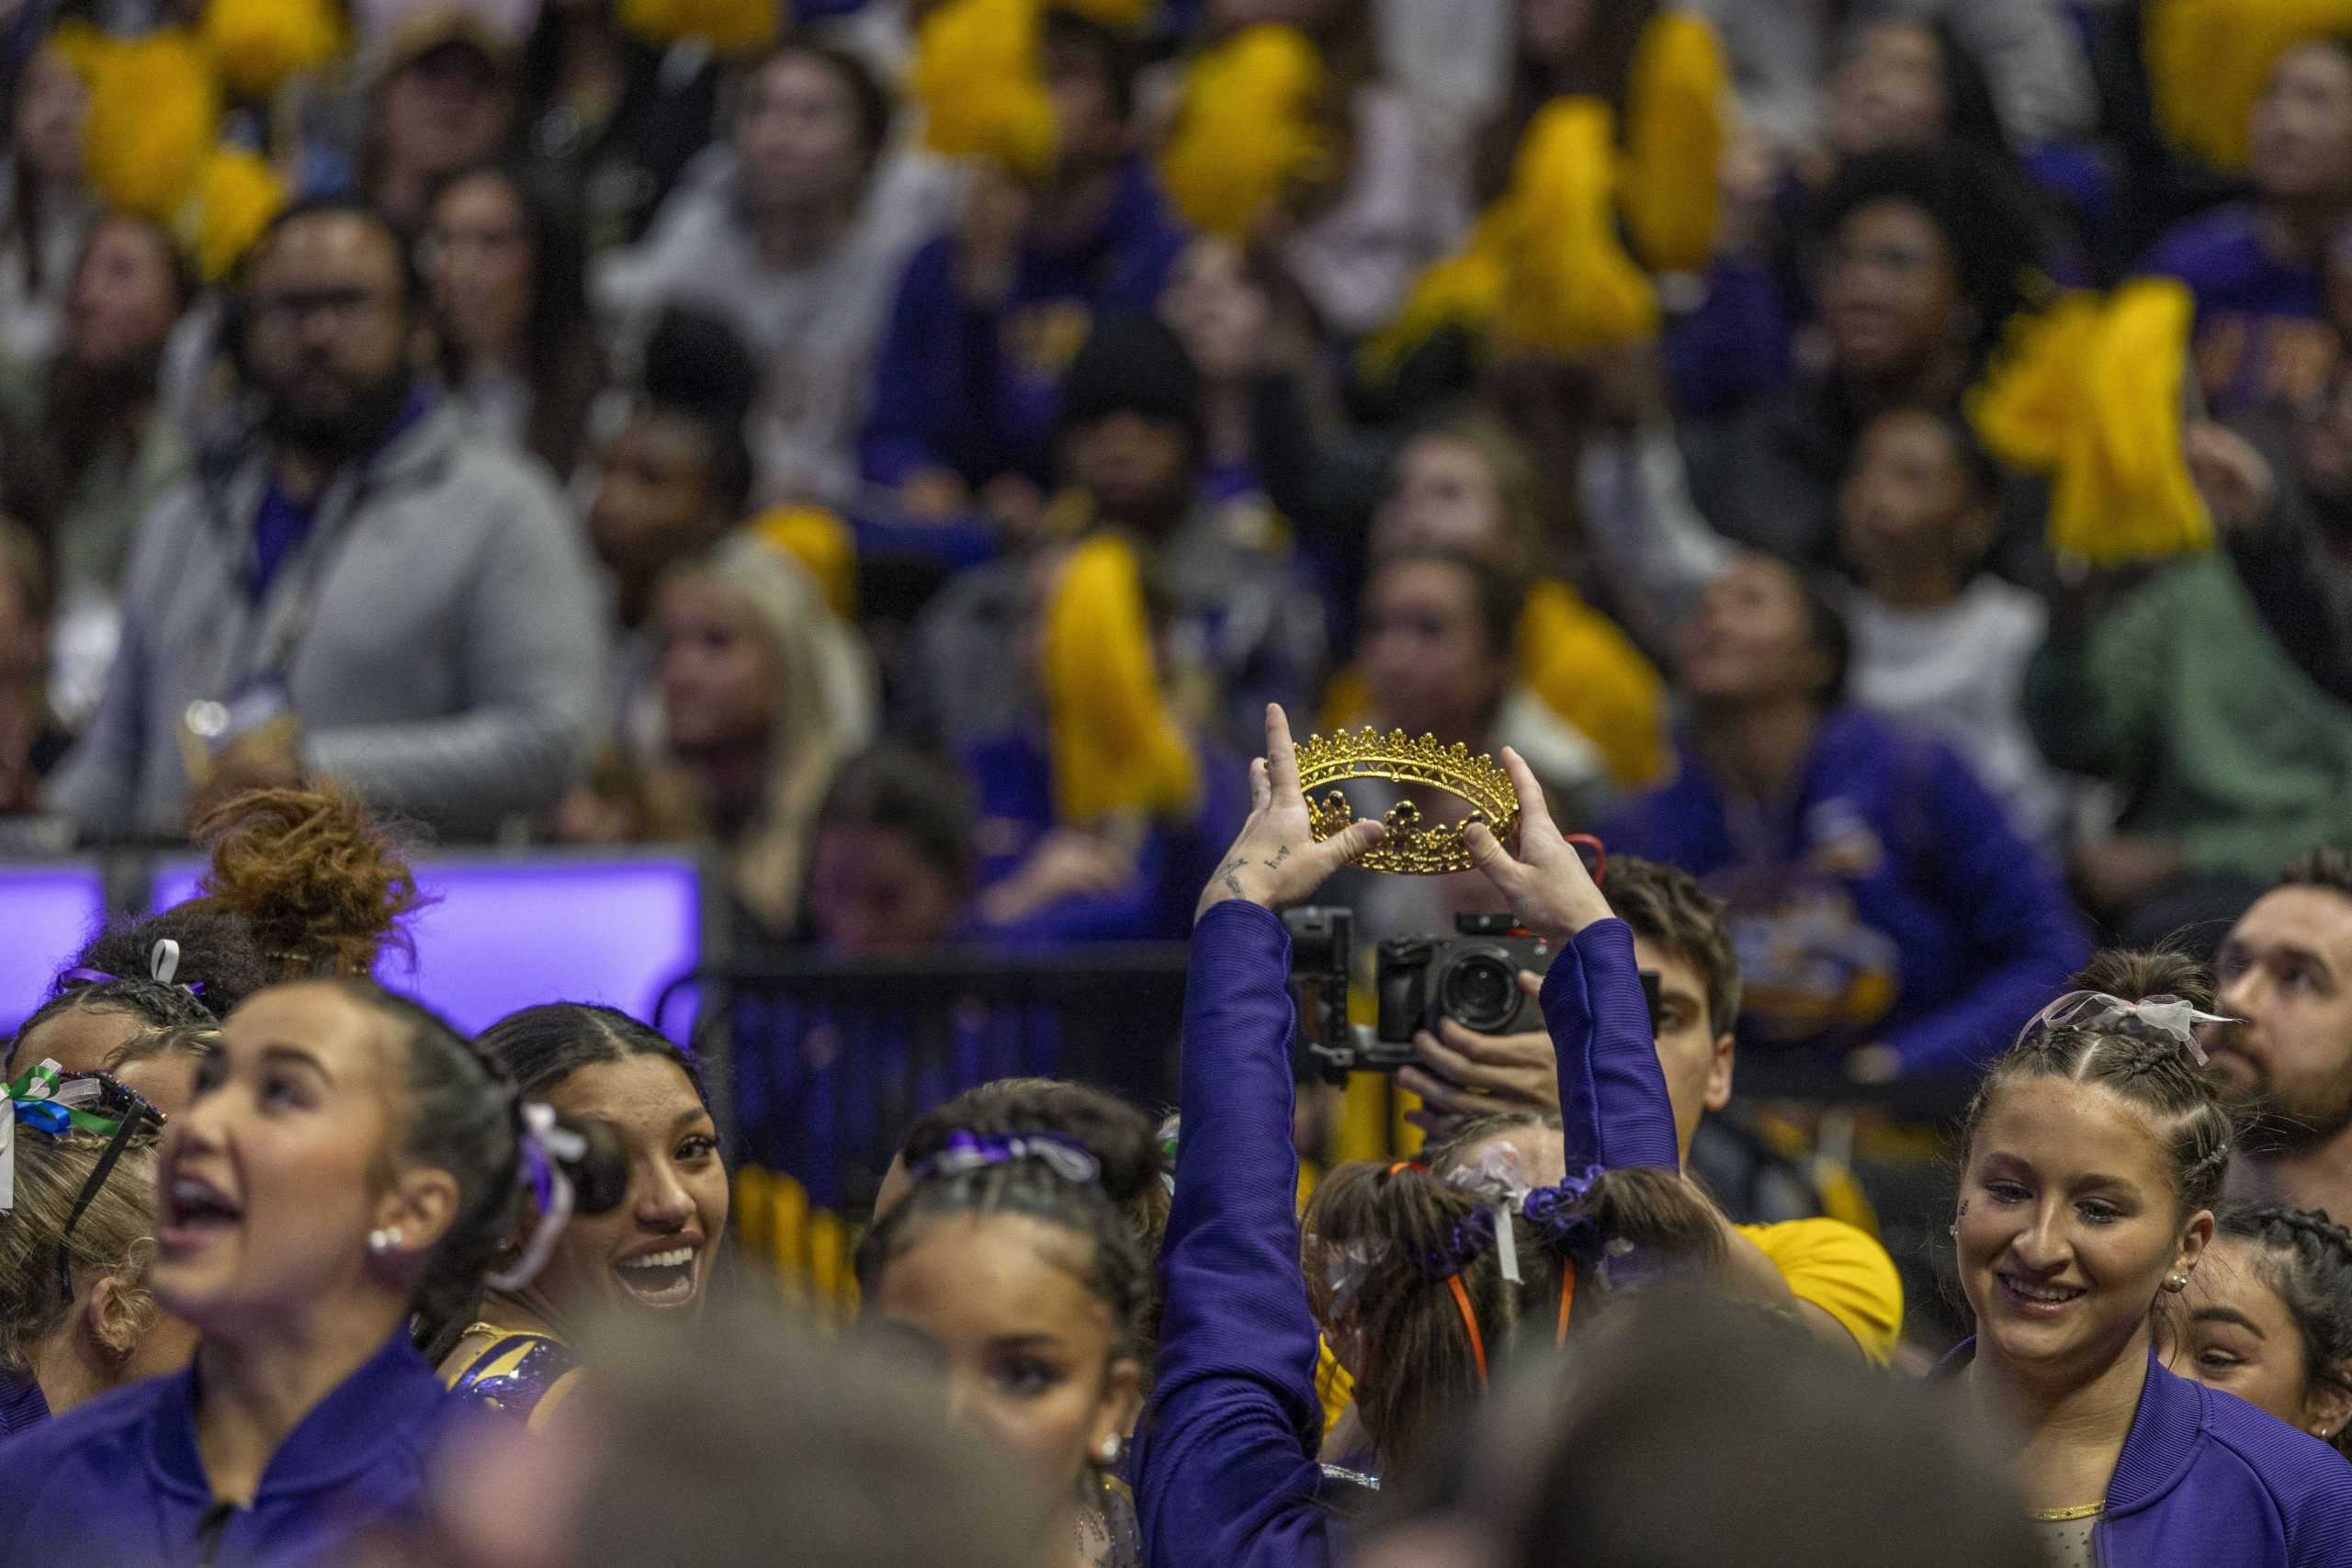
[1295,728,1520,875]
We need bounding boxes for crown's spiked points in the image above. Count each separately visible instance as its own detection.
[1294,728,1521,875]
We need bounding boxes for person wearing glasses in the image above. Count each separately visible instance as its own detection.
[0,1066,190,1438]
[45,197,603,842]
[0,980,544,1564]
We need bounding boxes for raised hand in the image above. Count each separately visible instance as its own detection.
[1461,747,1613,941]
[1195,705,1386,921]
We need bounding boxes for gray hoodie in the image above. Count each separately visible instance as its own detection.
[49,400,605,840]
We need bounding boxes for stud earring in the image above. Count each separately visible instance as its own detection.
[368,1227,403,1256]
[1096,1435,1122,1467]
[2164,1273,2188,1292]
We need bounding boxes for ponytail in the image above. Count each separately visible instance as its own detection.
[1302,1160,1723,1475]
[317,982,624,1359]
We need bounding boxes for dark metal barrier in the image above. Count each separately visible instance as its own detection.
[663,945,1193,1221]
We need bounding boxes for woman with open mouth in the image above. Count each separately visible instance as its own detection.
[433,1003,727,1429]
[0,978,548,1565]
[1943,991,2352,1565]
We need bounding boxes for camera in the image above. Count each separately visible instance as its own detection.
[1374,914,1557,1057]
[1283,905,1662,1084]
[1284,906,1357,1084]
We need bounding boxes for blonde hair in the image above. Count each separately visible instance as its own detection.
[666,537,876,930]
[0,1130,162,1375]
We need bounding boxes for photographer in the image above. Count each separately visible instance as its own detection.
[1134,705,1724,1568]
[1398,857,1904,1364]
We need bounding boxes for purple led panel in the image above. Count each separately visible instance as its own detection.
[150,855,700,1035]
[1,863,108,1030]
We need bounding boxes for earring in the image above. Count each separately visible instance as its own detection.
[2164,1274,2188,1292]
[368,1227,403,1256]
[1096,1434,1122,1467]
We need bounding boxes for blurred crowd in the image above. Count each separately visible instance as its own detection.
[0,0,2346,1089]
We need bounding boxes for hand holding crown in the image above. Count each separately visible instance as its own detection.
[1293,728,1522,875]
[1195,705,1387,922]
[1461,747,1614,941]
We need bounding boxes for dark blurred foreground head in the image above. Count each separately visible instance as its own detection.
[390,1298,1039,1568]
[1358,1291,2042,1568]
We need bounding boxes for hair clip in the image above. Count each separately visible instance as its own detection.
[2016,990,2233,1066]
[487,1101,585,1292]
[55,939,207,998]
[913,1131,1103,1187]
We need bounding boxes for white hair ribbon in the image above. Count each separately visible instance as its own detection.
[150,940,181,985]
[1446,1141,1534,1286]
[2016,990,2233,1066]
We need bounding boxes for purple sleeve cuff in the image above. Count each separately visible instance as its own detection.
[1544,918,1681,1172]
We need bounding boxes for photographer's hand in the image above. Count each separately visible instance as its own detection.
[1195,705,1385,922]
[1462,749,1612,941]
[1398,971,1561,1137]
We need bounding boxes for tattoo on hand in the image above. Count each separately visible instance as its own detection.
[1215,856,1246,898]
[1261,845,1291,872]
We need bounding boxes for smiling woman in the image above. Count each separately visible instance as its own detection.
[1943,1003,2352,1565]
[433,1002,726,1429]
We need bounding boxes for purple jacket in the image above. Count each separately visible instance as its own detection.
[1939,1341,2352,1566]
[0,1331,456,1566]
[1132,900,1658,1568]
[1604,709,2089,1076]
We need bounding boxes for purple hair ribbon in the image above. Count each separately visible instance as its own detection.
[912,1131,1103,1186]
[487,1102,586,1292]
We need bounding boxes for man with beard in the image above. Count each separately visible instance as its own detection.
[2212,848,2352,1220]
[47,199,602,840]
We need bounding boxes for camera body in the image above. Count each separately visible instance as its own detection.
[1373,914,1557,1063]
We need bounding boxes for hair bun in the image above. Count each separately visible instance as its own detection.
[193,782,426,978]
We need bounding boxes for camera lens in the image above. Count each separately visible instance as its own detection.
[1440,952,1521,1033]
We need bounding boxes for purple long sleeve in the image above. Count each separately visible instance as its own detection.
[1133,900,1332,1568]
[1544,918,1680,1173]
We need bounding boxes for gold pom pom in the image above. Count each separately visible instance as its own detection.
[1494,100,1659,355]
[1044,534,1198,824]
[1355,215,1509,384]
[80,29,220,220]
[179,146,288,283]
[1621,11,1727,274]
[2145,0,2352,168]
[1363,98,1657,378]
[752,504,858,621]
[1970,279,2211,563]
[1159,25,1331,241]
[201,0,345,102]
[616,0,784,56]
[913,0,1059,179]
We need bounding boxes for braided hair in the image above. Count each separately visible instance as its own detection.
[2216,1203,2352,1459]
[1963,1021,2234,1217]
[7,979,218,1077]
[857,1081,1163,1373]
[1301,1160,1724,1477]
